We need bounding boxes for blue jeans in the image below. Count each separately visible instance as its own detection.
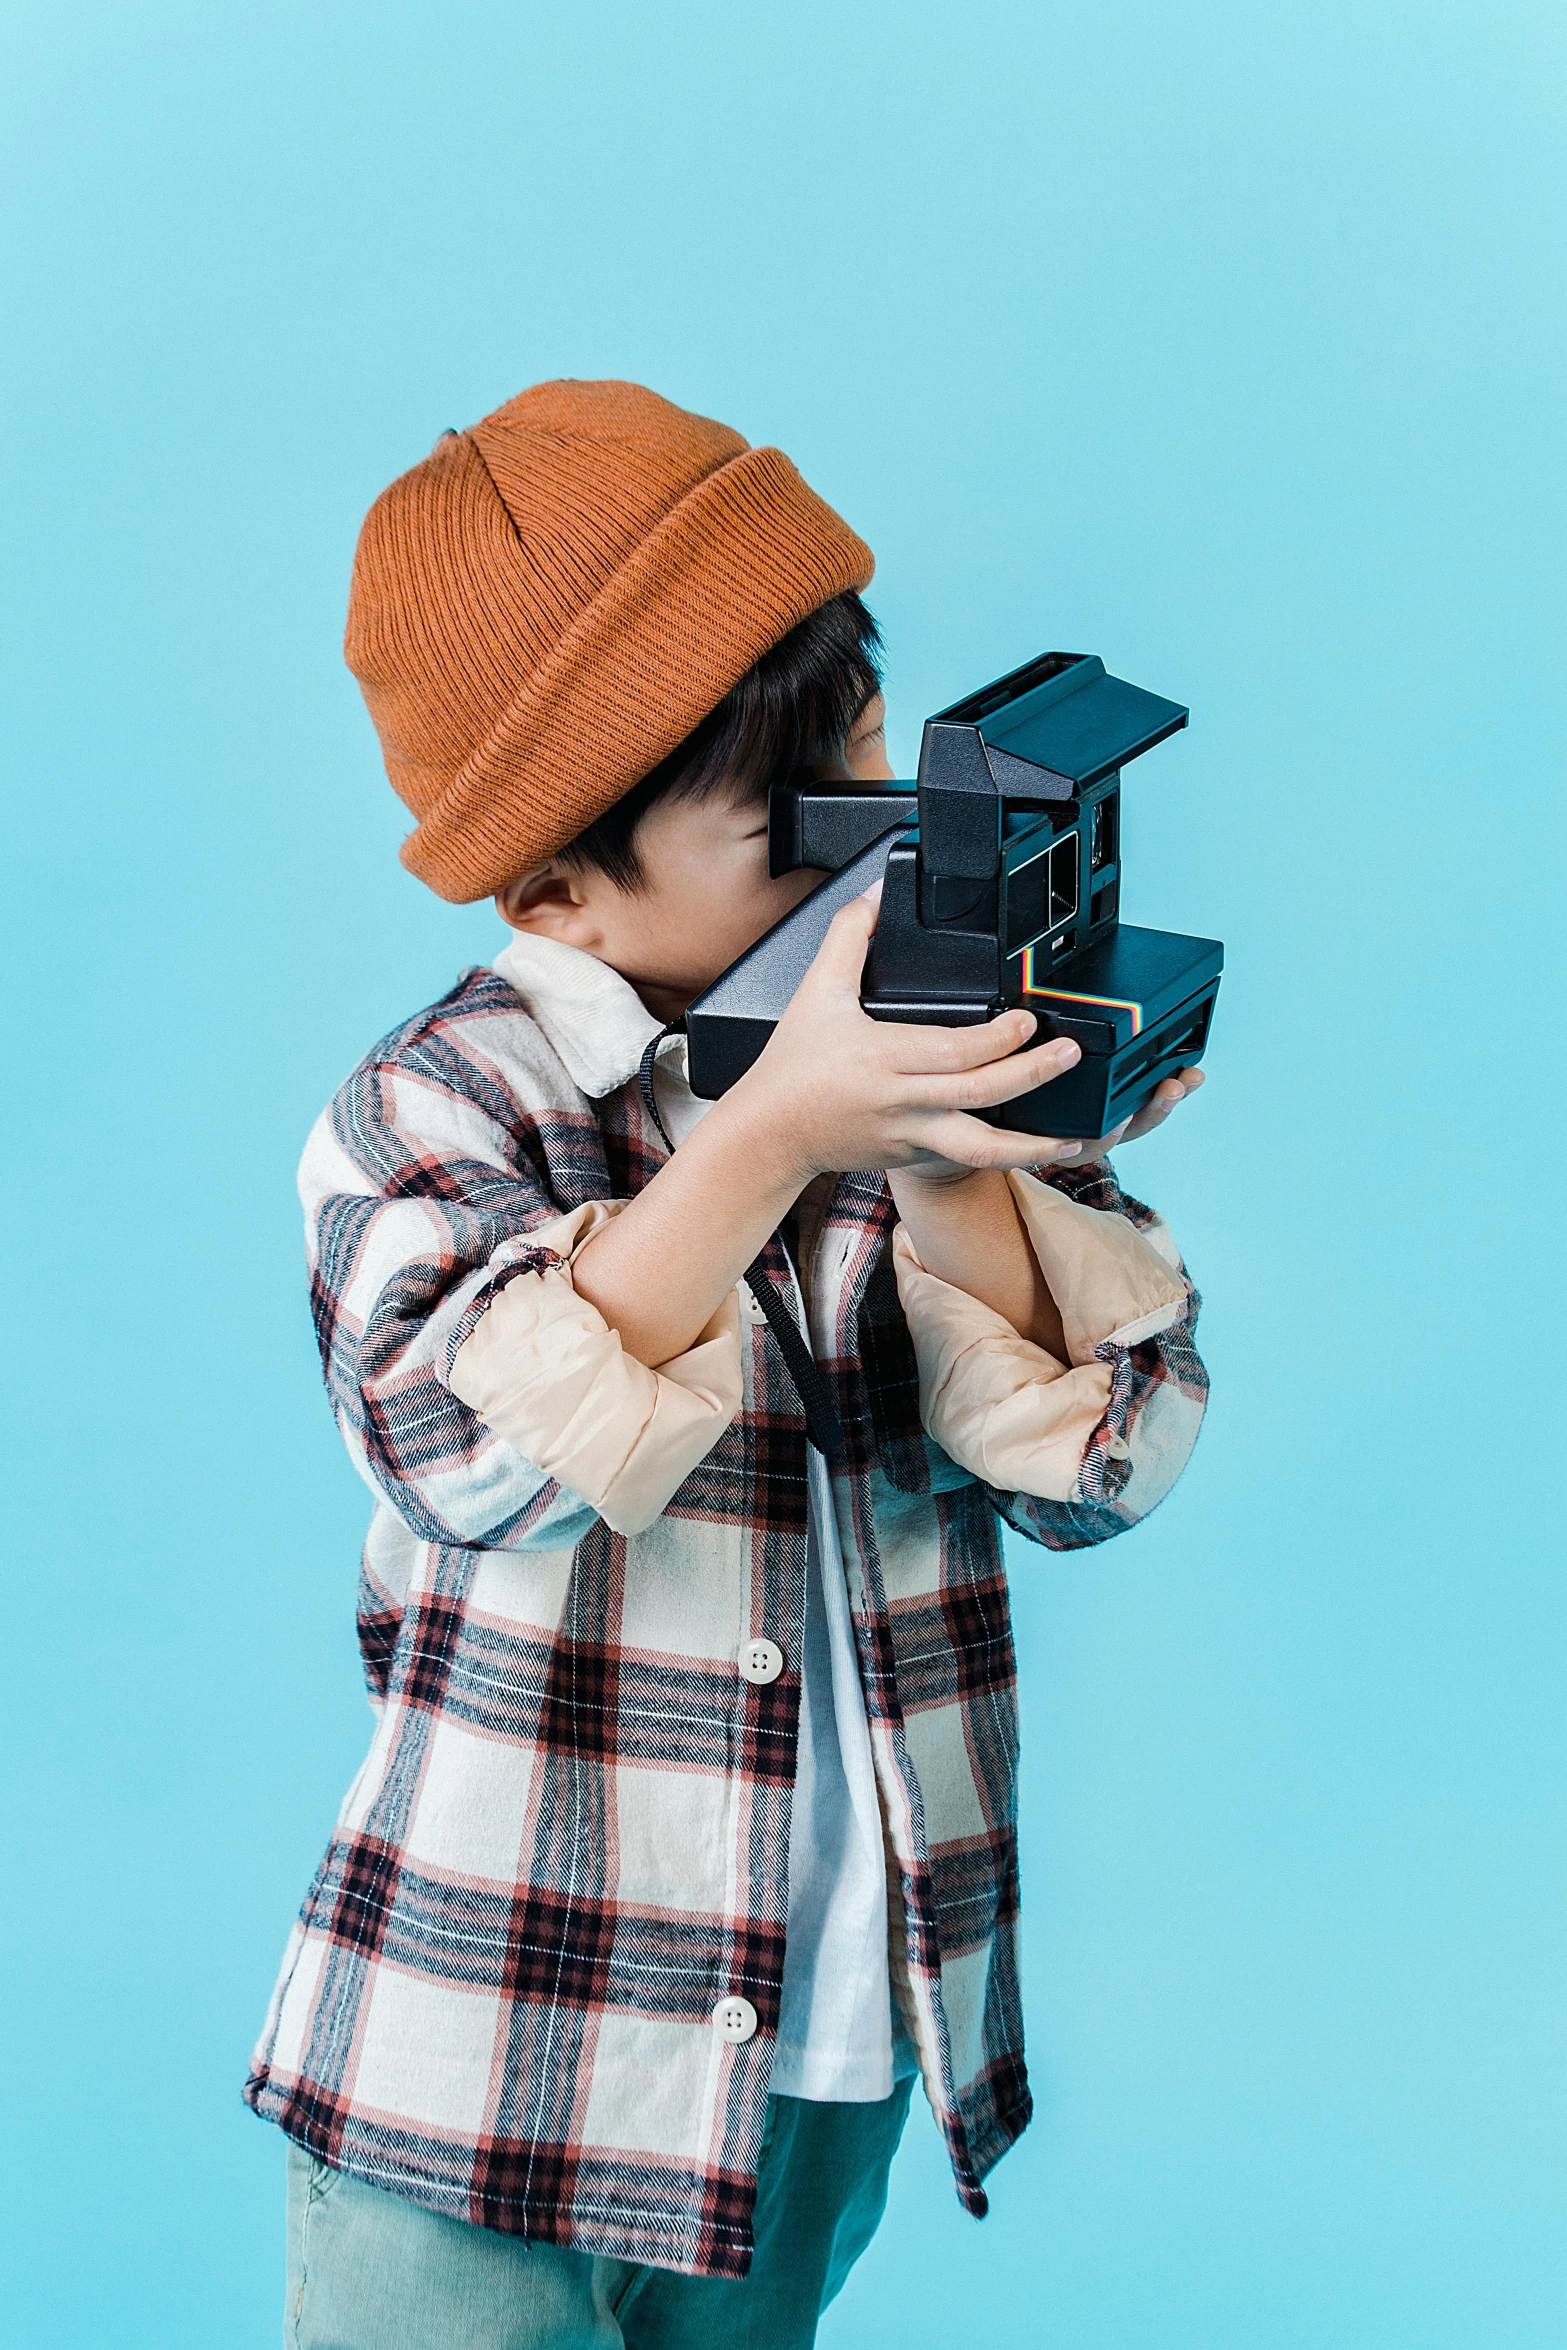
[284,2082,913,2348]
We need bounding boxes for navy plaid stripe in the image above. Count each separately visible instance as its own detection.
[325,1833,401,1959]
[928,1832,1019,1956]
[356,1555,402,1702]
[889,1571,1016,1713]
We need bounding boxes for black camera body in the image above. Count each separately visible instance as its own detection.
[685,651,1223,1140]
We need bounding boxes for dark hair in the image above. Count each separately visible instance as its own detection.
[559,591,883,890]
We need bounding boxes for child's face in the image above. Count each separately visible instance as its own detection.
[499,698,894,1020]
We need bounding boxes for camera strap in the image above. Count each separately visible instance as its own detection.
[637,1028,846,1465]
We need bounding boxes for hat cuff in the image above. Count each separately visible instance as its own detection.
[399,444,874,903]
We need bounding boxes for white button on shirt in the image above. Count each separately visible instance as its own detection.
[740,1639,785,1686]
[714,1995,758,2043]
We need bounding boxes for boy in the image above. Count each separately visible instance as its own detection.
[246,379,1207,2349]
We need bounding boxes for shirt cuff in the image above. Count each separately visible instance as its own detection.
[448,1201,744,1537]
[891,1170,1191,1503]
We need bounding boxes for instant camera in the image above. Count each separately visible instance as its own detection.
[685,652,1222,1140]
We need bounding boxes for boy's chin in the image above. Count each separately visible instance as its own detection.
[631,973,715,1020]
[641,961,730,1002]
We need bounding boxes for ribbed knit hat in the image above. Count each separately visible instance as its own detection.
[345,379,875,902]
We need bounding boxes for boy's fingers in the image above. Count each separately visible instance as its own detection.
[1118,1066,1208,1141]
[889,1009,1046,1073]
[1149,1069,1205,1115]
[802,894,881,993]
[916,1113,1081,1170]
[916,1036,1082,1113]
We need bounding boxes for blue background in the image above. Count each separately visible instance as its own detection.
[2,3,1562,2343]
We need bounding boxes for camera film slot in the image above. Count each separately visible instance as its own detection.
[1109,1000,1210,1086]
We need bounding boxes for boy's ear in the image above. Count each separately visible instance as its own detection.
[495,862,604,949]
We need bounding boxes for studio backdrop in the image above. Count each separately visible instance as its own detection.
[1,3,1561,2346]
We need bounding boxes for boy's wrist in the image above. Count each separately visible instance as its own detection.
[719,1066,827,1194]
[691,1078,816,1220]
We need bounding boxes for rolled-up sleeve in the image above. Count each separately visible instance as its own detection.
[893,1164,1207,1550]
[301,999,744,1555]
[448,1201,744,1537]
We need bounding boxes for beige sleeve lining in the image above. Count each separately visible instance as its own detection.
[891,1170,1190,1502]
[1005,1170,1189,1360]
[448,1202,744,1537]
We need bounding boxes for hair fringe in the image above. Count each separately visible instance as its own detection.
[559,592,883,890]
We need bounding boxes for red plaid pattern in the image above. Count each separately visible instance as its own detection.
[245,968,1207,2275]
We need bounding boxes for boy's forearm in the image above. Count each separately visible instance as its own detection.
[579,1120,1078,1369]
[885,1167,1069,1360]
[571,1093,804,1366]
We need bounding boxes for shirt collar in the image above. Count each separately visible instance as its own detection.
[491,930,664,1100]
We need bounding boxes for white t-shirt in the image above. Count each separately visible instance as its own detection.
[769,1438,908,2102]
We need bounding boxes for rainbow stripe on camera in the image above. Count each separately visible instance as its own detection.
[1018,945,1144,1034]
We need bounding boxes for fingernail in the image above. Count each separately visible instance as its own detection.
[1054,1041,1081,1067]
[1015,1010,1037,1039]
[1056,1142,1082,1159]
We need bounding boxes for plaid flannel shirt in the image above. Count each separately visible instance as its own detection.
[245,961,1207,2276]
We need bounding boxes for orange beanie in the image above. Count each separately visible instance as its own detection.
[345,379,875,902]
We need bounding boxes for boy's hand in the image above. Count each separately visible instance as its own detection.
[731,890,1087,1182]
[1034,1064,1207,1170]
[574,894,1205,1370]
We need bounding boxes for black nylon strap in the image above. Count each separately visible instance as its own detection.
[739,1257,847,1464]
[636,1026,679,1151]
[637,1029,846,1464]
